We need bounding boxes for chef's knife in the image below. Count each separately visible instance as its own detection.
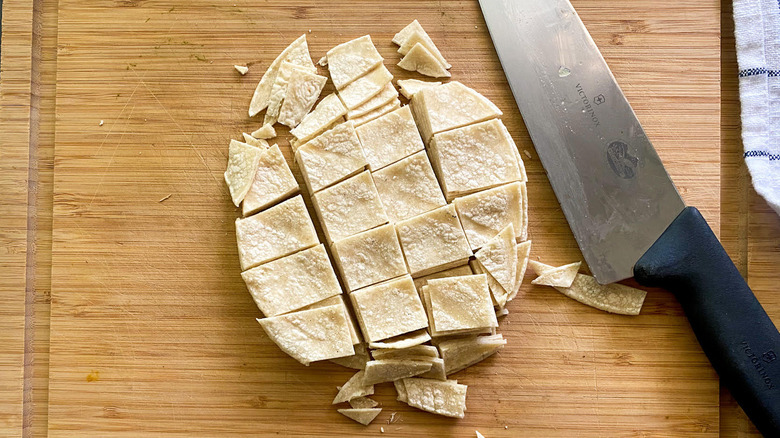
[479,0,780,434]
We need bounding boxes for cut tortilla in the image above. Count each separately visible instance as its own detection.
[295,121,367,194]
[241,244,341,317]
[251,124,276,139]
[326,35,384,90]
[332,224,408,292]
[475,224,518,295]
[424,275,498,336]
[469,259,508,308]
[372,151,446,222]
[264,61,313,126]
[234,65,249,75]
[338,408,382,426]
[429,119,523,200]
[349,99,400,127]
[402,378,467,418]
[454,182,525,251]
[349,275,429,343]
[330,344,370,369]
[438,334,506,375]
[337,65,393,109]
[371,345,439,361]
[355,105,425,171]
[508,240,532,301]
[333,370,375,404]
[394,379,408,403]
[224,139,262,207]
[257,303,354,366]
[392,20,451,69]
[368,328,431,349]
[496,307,509,318]
[241,132,269,148]
[363,359,433,385]
[300,295,360,345]
[410,81,502,143]
[529,261,648,315]
[278,69,328,127]
[235,195,318,270]
[398,42,451,78]
[397,79,441,99]
[398,20,452,69]
[242,144,299,216]
[291,93,348,146]
[249,35,313,117]
[347,83,398,119]
[531,261,581,288]
[349,396,379,409]
[312,170,389,243]
[395,204,472,277]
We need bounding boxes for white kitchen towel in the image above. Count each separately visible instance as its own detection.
[734,0,780,214]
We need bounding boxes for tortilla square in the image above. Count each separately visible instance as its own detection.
[438,334,506,375]
[257,303,354,366]
[338,65,393,109]
[363,359,433,385]
[249,34,313,117]
[398,42,450,78]
[372,152,444,224]
[426,274,498,333]
[454,182,525,250]
[475,224,518,295]
[241,244,341,317]
[395,204,472,277]
[242,144,299,216]
[224,139,262,207]
[331,224,407,291]
[290,93,348,145]
[278,69,328,127]
[326,35,384,90]
[368,329,431,349]
[337,408,382,426]
[354,105,425,171]
[235,195,319,270]
[402,377,467,418]
[397,79,441,99]
[295,121,367,193]
[312,171,388,243]
[410,81,502,143]
[333,370,374,404]
[529,261,648,315]
[350,275,429,343]
[412,265,473,293]
[430,119,523,200]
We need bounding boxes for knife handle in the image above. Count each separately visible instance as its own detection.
[634,206,780,436]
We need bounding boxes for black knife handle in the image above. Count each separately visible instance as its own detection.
[634,206,780,436]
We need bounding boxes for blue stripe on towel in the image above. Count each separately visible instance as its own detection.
[745,151,780,160]
[739,67,780,77]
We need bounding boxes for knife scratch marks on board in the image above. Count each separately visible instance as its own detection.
[89,101,138,207]
[130,68,225,191]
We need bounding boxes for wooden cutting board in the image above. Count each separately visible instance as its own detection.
[45,0,720,436]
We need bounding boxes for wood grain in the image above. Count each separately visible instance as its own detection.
[45,1,721,436]
[0,0,34,435]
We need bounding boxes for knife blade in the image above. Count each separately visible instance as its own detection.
[480,0,780,435]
